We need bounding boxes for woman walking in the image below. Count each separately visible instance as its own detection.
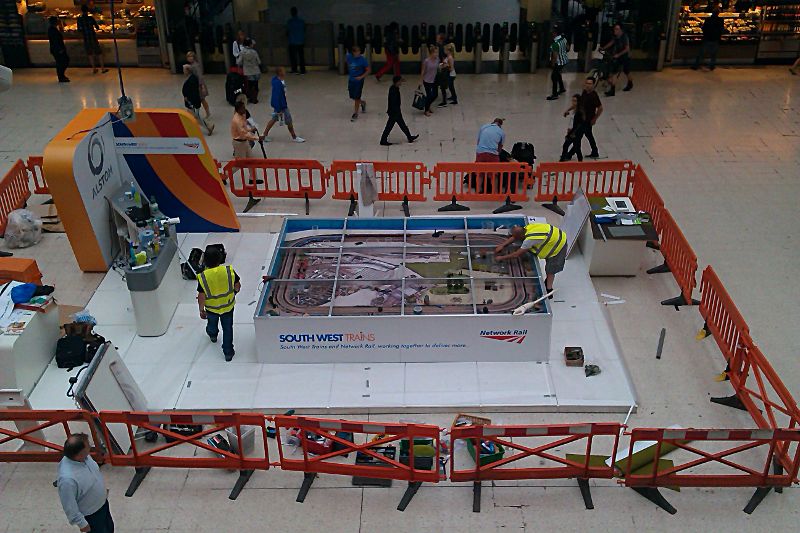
[420,46,439,116]
[184,51,210,118]
[444,43,458,105]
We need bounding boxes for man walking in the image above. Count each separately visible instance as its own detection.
[77,4,107,74]
[57,434,114,532]
[287,6,306,74]
[574,76,603,158]
[197,245,240,362]
[346,45,370,121]
[263,67,305,142]
[601,23,632,96]
[547,27,569,101]
[48,16,69,83]
[380,75,419,146]
[375,22,401,81]
[230,100,262,159]
[494,223,567,296]
[692,7,724,71]
[475,118,505,162]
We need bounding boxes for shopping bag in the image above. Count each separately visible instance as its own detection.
[412,86,426,111]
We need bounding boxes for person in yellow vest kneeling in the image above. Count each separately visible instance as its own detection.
[494,223,567,297]
[197,246,241,361]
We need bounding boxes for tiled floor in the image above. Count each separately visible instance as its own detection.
[1,65,799,531]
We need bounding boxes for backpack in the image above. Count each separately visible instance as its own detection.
[511,142,536,166]
[56,335,87,370]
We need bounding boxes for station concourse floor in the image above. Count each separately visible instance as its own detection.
[1,66,799,531]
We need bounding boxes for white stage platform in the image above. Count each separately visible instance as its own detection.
[29,232,638,413]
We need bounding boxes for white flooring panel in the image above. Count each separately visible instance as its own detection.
[28,231,637,413]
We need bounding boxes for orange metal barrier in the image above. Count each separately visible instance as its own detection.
[99,411,269,500]
[646,209,698,307]
[630,164,665,234]
[274,415,442,511]
[430,162,532,213]
[449,422,621,511]
[329,161,429,216]
[0,160,32,234]
[224,158,327,214]
[26,156,48,195]
[0,409,104,463]
[699,266,752,370]
[623,427,800,514]
[534,160,635,203]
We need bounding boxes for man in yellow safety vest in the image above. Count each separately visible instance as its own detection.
[197,246,240,361]
[494,223,567,296]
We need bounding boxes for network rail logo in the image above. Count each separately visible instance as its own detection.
[479,330,527,344]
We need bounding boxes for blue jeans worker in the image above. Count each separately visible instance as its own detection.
[197,245,240,361]
[58,434,115,533]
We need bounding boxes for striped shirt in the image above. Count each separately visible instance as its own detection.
[551,35,569,66]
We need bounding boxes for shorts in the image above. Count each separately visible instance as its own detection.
[84,37,101,55]
[348,79,364,100]
[544,245,567,276]
[272,108,292,125]
[613,55,631,75]
[232,139,252,159]
[475,152,500,162]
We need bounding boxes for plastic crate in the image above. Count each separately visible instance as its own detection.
[466,438,505,466]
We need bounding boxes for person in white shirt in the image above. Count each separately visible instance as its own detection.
[237,38,262,103]
[57,434,113,532]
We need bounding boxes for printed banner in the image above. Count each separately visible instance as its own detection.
[114,137,206,155]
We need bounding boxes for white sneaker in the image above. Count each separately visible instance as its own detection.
[293,137,306,143]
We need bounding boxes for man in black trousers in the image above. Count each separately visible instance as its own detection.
[380,76,419,146]
[48,17,69,83]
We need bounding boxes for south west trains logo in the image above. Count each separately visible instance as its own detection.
[480,330,527,344]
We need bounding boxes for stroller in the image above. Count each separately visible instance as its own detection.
[182,73,215,135]
[587,49,614,93]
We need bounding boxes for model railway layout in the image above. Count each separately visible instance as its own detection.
[262,228,542,317]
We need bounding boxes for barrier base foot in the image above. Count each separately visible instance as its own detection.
[229,469,254,500]
[438,196,469,212]
[493,196,522,214]
[397,481,422,512]
[743,487,773,514]
[646,240,660,250]
[631,487,677,514]
[243,194,261,213]
[647,262,670,275]
[473,481,481,513]
[710,394,748,412]
[660,294,700,308]
[304,192,310,216]
[542,195,565,216]
[773,457,784,494]
[402,196,411,217]
[578,478,594,510]
[348,195,357,217]
[296,473,317,503]
[125,466,151,497]
[696,322,711,341]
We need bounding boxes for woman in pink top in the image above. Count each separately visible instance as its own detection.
[420,46,439,116]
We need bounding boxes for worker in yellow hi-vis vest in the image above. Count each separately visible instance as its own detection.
[494,223,567,297]
[197,246,241,361]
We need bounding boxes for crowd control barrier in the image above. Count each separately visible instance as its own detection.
[328,161,429,216]
[0,409,104,463]
[224,158,327,214]
[273,415,442,511]
[430,162,532,213]
[449,422,621,512]
[646,209,699,308]
[630,164,665,235]
[26,156,48,195]
[534,160,635,214]
[0,159,32,235]
[99,411,269,500]
[623,427,800,514]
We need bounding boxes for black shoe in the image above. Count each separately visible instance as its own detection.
[708,66,715,71]
[559,157,569,162]
[224,351,235,362]
[691,65,699,71]
[380,141,393,146]
[448,98,458,104]
[558,88,566,94]
[588,152,600,159]
[437,101,448,107]
[623,81,633,91]
[209,335,218,343]
[605,88,615,97]
[546,95,559,101]
[58,78,71,83]
[407,134,419,143]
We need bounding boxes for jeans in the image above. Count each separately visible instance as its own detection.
[206,309,234,357]
[423,81,437,112]
[289,44,306,73]
[550,64,565,96]
[583,123,598,155]
[53,51,69,80]
[561,124,585,161]
[381,113,413,142]
[85,501,114,533]
[694,41,720,69]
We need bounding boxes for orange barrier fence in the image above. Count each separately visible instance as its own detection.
[449,422,622,511]
[0,160,32,234]
[0,409,104,463]
[646,209,698,307]
[26,156,48,195]
[329,161,429,216]
[430,162,532,213]
[630,164,665,234]
[224,158,327,215]
[699,266,752,372]
[623,427,800,514]
[273,415,442,511]
[534,160,635,203]
[99,411,269,500]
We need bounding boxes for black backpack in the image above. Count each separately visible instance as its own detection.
[56,335,87,370]
[511,142,536,166]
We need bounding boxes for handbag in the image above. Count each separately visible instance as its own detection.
[412,86,426,111]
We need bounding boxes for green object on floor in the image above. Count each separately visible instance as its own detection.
[466,439,506,466]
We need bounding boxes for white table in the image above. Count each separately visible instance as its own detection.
[0,307,61,396]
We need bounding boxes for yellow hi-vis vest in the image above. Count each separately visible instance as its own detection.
[198,265,236,314]
[523,223,567,259]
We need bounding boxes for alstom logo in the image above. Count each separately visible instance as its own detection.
[480,330,527,344]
